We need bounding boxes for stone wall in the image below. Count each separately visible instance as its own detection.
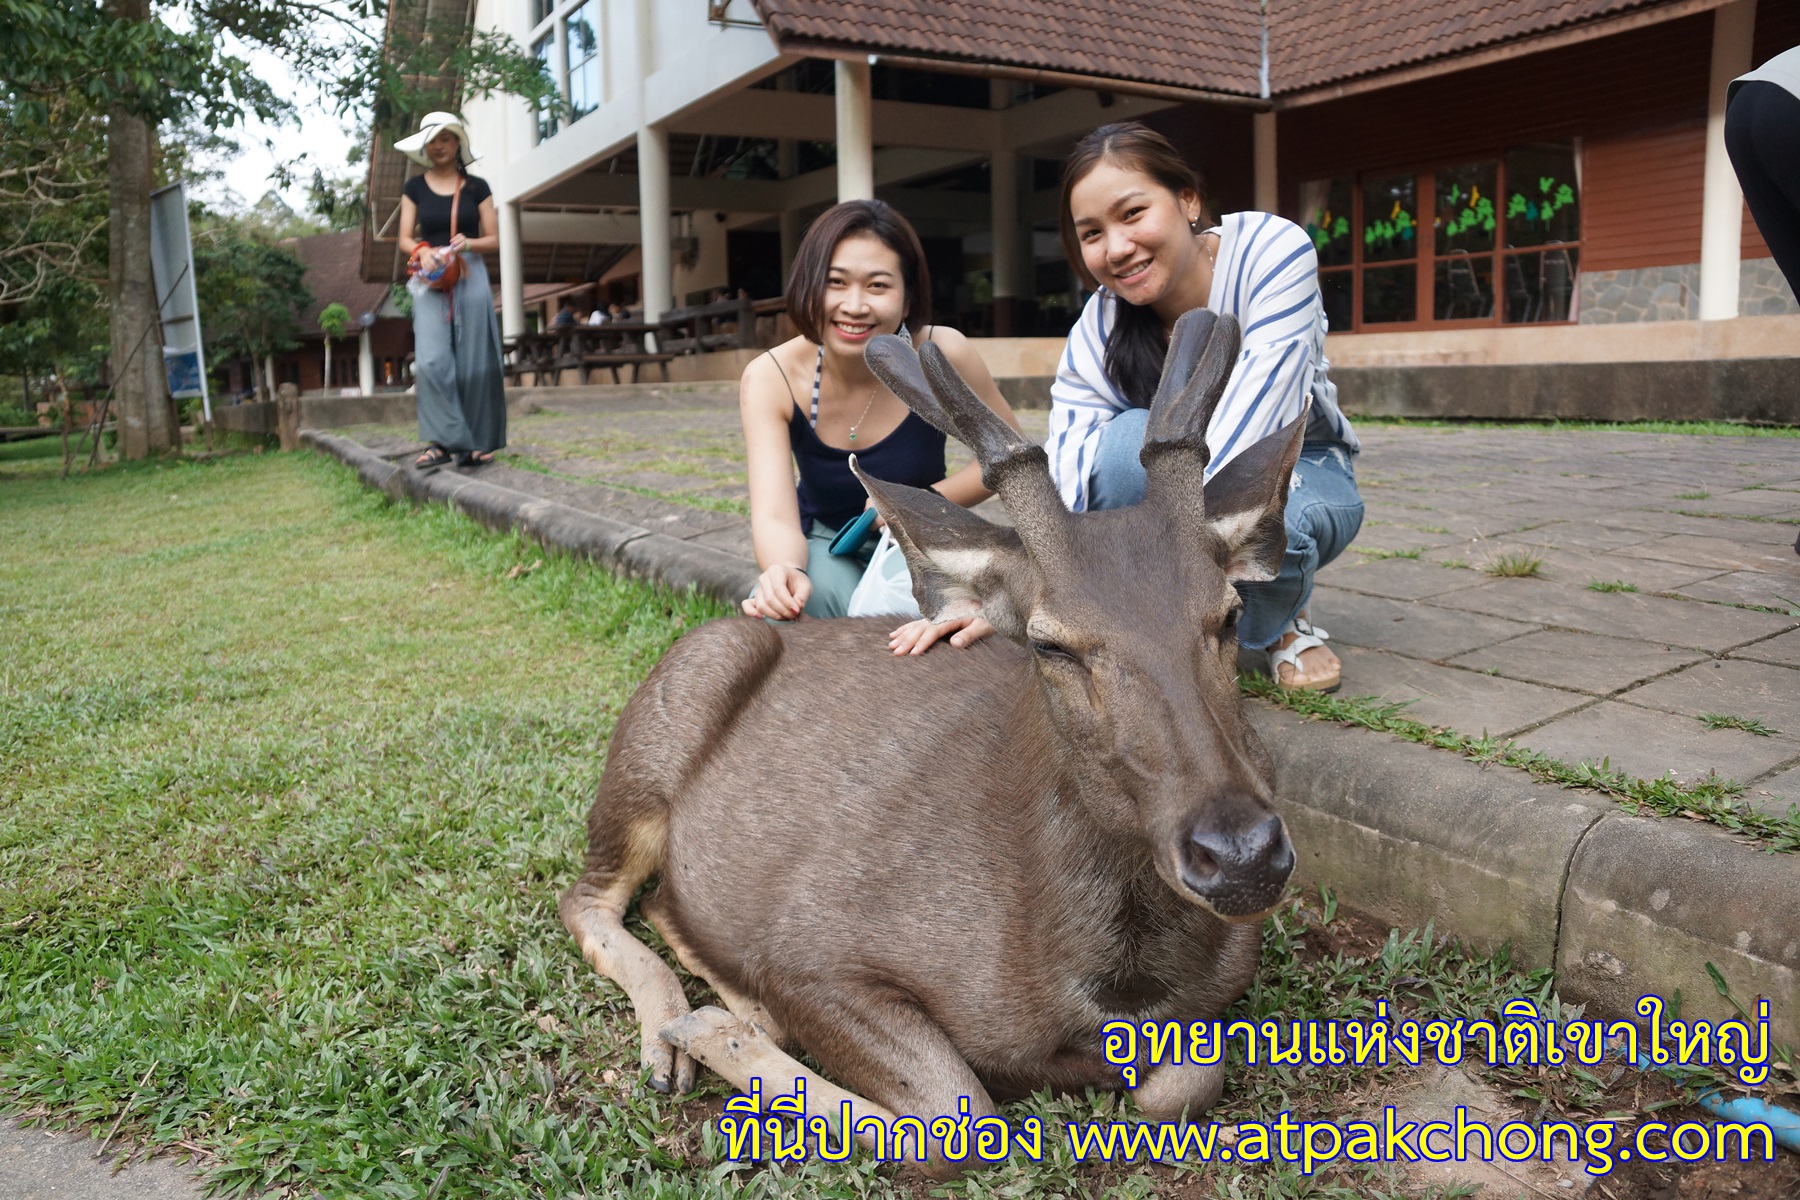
[1579,257,1795,322]
[1740,257,1799,316]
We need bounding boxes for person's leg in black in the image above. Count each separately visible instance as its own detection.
[1726,81,1800,296]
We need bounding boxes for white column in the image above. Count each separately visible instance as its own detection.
[1253,111,1278,213]
[638,121,673,324]
[835,59,874,201]
[357,328,374,395]
[498,199,526,338]
[1698,0,1757,320]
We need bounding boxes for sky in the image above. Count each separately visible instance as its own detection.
[187,36,364,216]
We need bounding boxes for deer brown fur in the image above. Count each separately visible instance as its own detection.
[560,310,1306,1175]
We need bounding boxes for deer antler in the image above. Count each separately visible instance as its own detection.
[866,335,1070,552]
[1141,310,1242,521]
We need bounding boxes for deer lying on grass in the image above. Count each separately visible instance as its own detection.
[560,310,1305,1175]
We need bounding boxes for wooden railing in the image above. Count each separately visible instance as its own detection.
[504,295,790,386]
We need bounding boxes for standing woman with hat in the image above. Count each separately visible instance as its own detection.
[395,112,506,469]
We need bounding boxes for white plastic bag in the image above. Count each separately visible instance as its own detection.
[846,530,921,618]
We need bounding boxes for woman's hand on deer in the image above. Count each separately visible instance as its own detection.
[742,564,810,621]
[888,614,995,655]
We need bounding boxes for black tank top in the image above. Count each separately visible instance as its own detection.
[787,405,946,535]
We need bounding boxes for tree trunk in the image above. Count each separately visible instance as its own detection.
[106,0,172,460]
[323,338,332,394]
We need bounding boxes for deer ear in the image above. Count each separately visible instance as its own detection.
[852,460,1033,639]
[1200,403,1309,583]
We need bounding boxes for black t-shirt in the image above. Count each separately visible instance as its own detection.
[404,173,491,246]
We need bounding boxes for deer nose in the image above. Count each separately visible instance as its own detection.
[1180,813,1294,917]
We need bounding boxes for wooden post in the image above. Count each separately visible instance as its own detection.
[735,292,756,349]
[276,382,300,451]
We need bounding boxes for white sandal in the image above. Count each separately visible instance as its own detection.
[1267,617,1341,693]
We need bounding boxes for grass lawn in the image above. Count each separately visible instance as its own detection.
[1,451,1782,1199]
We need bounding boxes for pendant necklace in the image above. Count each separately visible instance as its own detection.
[847,381,878,443]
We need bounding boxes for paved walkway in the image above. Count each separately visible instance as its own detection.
[348,384,1800,813]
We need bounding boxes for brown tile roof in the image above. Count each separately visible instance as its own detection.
[288,231,397,335]
[753,0,1267,98]
[1270,0,1690,94]
[752,0,1703,100]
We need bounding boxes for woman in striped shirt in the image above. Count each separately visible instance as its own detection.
[1046,122,1364,691]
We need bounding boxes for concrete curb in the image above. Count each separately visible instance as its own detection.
[302,430,761,603]
[310,428,1798,1043]
[1253,704,1800,1047]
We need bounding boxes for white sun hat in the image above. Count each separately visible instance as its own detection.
[394,111,479,167]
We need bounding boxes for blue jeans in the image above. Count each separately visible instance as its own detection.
[1089,408,1364,650]
[747,520,875,619]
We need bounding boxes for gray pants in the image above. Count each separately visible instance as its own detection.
[413,252,506,454]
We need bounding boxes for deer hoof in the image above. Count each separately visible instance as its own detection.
[643,1036,695,1095]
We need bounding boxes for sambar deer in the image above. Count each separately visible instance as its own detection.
[560,310,1305,1174]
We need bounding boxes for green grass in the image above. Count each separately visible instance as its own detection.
[2,452,1783,1198]
[0,434,65,463]
[1586,579,1639,594]
[1479,550,1543,578]
[1244,678,1800,852]
[1674,491,1710,500]
[1352,546,1425,561]
[1699,712,1780,737]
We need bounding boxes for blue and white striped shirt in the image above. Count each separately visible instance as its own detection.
[1047,211,1359,512]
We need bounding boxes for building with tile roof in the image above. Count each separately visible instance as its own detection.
[362,0,1796,408]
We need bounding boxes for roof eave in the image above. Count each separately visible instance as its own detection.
[1271,0,1731,108]
[764,33,1270,110]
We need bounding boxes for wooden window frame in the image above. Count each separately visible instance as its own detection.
[1311,147,1583,333]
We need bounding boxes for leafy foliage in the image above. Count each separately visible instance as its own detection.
[192,215,312,384]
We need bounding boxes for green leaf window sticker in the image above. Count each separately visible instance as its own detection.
[1444,189,1495,238]
[1306,211,1352,253]
[1364,203,1415,251]
[1509,178,1573,228]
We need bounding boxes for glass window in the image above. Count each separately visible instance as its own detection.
[533,33,559,142]
[1299,177,1353,269]
[1502,247,1579,324]
[1363,265,1416,325]
[1362,175,1417,264]
[1433,256,1493,320]
[531,0,554,29]
[1319,270,1353,333]
[1318,144,1578,330]
[1504,144,1579,248]
[567,2,600,121]
[1435,161,1496,255]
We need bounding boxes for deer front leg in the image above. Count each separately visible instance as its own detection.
[662,999,998,1179]
[559,872,695,1094]
[640,890,791,1049]
[1132,1058,1225,1121]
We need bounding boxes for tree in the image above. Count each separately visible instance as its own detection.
[1,0,553,457]
[191,216,310,403]
[318,301,350,393]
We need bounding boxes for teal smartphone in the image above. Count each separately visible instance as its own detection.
[828,507,880,556]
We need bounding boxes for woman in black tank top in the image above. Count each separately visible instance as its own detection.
[739,200,1021,650]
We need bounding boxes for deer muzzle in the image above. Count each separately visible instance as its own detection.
[1178,812,1294,921]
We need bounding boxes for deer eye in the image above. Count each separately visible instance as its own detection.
[1031,640,1078,663]
[1220,606,1242,635]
